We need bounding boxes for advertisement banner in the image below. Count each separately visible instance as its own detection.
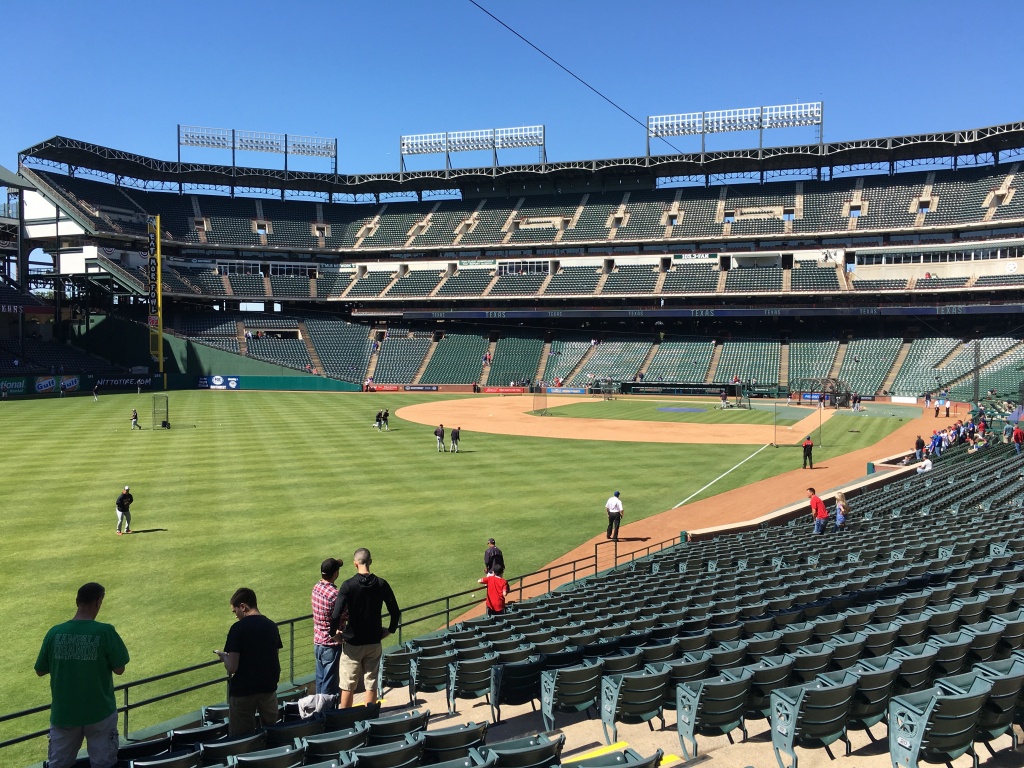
[0,378,26,395]
[60,375,80,392]
[198,375,241,390]
[404,385,438,391]
[890,396,916,404]
[370,384,401,392]
[483,386,525,394]
[546,387,587,394]
[801,393,831,402]
[96,376,153,390]
[34,376,57,394]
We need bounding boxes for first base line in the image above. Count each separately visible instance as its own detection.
[672,443,773,509]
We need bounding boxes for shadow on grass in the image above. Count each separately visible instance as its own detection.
[124,528,168,535]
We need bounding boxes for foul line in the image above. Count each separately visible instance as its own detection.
[673,443,772,509]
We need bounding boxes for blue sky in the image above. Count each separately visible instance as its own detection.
[5,0,1023,176]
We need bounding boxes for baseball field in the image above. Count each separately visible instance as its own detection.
[0,389,914,765]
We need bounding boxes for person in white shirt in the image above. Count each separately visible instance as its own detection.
[605,491,624,541]
[917,457,933,473]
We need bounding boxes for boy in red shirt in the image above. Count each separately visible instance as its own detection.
[478,564,509,617]
[809,487,829,534]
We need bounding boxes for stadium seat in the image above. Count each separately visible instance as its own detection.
[421,721,489,764]
[676,668,754,760]
[232,744,306,768]
[302,724,371,762]
[365,708,430,746]
[477,732,565,768]
[345,733,425,768]
[540,659,604,731]
[489,655,545,723]
[599,664,672,744]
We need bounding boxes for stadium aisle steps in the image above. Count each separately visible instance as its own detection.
[829,343,847,379]
[705,342,723,383]
[881,341,912,393]
[298,322,324,373]
[637,342,660,380]
[479,340,498,386]
[413,340,438,384]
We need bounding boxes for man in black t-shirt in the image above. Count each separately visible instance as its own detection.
[484,538,504,575]
[115,486,134,535]
[216,588,282,735]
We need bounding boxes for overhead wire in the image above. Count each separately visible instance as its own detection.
[466,0,684,155]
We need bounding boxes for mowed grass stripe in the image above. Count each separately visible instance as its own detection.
[0,390,908,765]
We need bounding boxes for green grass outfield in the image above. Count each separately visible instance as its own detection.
[0,390,909,763]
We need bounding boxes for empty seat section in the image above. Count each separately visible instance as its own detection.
[643,340,715,383]
[420,333,488,384]
[488,336,544,386]
[837,337,902,394]
[247,337,312,370]
[305,319,372,383]
[570,339,652,385]
[489,272,547,296]
[543,337,591,382]
[561,192,620,242]
[543,266,601,295]
[408,201,471,248]
[260,198,320,249]
[268,276,312,299]
[228,274,267,297]
[890,337,961,397]
[851,277,909,291]
[602,265,659,294]
[362,202,435,250]
[321,202,378,248]
[347,272,395,298]
[788,339,840,387]
[436,270,493,298]
[198,196,261,247]
[713,340,780,385]
[661,263,718,294]
[385,270,443,298]
[507,195,580,244]
[374,337,431,384]
[790,263,841,291]
[724,266,783,293]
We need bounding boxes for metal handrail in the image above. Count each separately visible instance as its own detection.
[1,534,684,756]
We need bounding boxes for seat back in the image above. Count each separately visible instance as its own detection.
[604,665,671,723]
[892,643,939,695]
[973,657,1024,741]
[198,731,268,763]
[479,733,565,768]
[422,721,488,764]
[366,709,430,746]
[888,679,991,766]
[791,644,833,683]
[130,752,203,768]
[598,649,644,677]
[744,654,794,719]
[264,716,324,747]
[168,721,228,750]
[414,650,458,693]
[490,656,545,721]
[302,724,370,761]
[847,657,900,730]
[676,669,753,743]
[234,744,306,768]
[347,733,424,768]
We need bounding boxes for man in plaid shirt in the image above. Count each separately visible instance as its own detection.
[312,558,344,697]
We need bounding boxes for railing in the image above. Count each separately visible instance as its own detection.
[0,202,18,219]
[1,534,684,759]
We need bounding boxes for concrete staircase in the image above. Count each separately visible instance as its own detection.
[236,321,247,356]
[779,342,790,389]
[479,340,498,385]
[413,340,438,384]
[705,342,723,384]
[298,321,324,374]
[829,342,847,379]
[637,341,660,380]
[567,346,597,385]
[535,342,551,382]
[881,341,912,394]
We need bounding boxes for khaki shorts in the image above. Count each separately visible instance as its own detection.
[339,642,382,693]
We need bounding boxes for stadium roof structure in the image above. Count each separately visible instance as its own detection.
[18,119,1024,198]
[0,163,34,190]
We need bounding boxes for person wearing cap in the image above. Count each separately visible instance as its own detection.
[130,408,139,430]
[450,426,461,453]
[115,486,133,535]
[311,558,343,697]
[484,538,504,575]
[434,424,446,452]
[802,436,814,469]
[605,491,624,541]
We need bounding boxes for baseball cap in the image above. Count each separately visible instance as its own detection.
[321,557,343,576]
[124,485,130,490]
[487,538,495,544]
[614,491,620,497]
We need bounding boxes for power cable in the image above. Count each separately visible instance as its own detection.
[467,0,683,155]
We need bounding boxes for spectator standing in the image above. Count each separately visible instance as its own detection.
[215,588,282,736]
[484,538,504,575]
[330,548,401,709]
[115,486,133,536]
[478,564,509,617]
[312,558,343,698]
[914,435,925,461]
[809,487,829,534]
[802,436,814,469]
[605,491,624,541]
[35,583,129,768]
[833,491,849,533]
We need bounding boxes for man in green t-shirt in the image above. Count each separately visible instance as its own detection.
[35,583,130,768]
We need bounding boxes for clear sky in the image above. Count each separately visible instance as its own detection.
[4,0,1023,177]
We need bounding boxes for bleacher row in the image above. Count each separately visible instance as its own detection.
[38,165,1024,249]
[173,318,1024,400]
[104,442,1024,768]
[142,262,975,300]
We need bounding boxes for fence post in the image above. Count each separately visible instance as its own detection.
[289,621,296,685]
[122,687,129,738]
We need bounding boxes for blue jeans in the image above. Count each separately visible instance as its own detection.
[813,518,827,535]
[315,643,341,697]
